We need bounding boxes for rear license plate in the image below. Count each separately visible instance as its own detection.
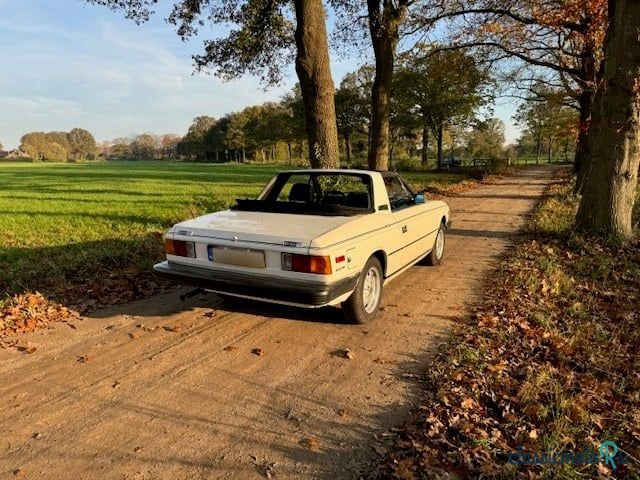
[208,245,266,268]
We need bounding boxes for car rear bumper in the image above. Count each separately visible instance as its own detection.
[153,261,358,307]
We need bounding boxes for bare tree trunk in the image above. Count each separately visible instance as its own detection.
[574,43,597,193]
[450,133,455,158]
[344,132,351,166]
[547,135,552,163]
[287,142,293,164]
[366,0,408,171]
[421,124,429,166]
[293,0,339,169]
[535,132,541,164]
[576,0,640,240]
[436,123,444,169]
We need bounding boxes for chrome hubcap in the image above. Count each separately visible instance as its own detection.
[435,229,444,259]
[362,267,381,314]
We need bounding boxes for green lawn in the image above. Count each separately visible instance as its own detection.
[0,161,467,307]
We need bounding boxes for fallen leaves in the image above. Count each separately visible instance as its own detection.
[0,292,81,339]
[202,309,216,318]
[486,360,507,375]
[299,437,320,450]
[76,355,90,364]
[15,345,37,354]
[163,325,183,333]
[333,348,355,359]
[374,176,640,478]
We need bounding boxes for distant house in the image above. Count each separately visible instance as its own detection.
[1,149,30,159]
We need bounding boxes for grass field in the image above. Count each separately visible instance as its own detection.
[0,161,468,309]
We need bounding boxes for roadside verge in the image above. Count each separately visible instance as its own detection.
[373,173,640,479]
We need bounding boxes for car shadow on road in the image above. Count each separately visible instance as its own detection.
[215,296,352,324]
[90,287,352,325]
[448,227,518,239]
[459,193,539,200]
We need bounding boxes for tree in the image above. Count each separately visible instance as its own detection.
[87,0,339,168]
[225,109,249,162]
[366,0,411,171]
[335,73,370,165]
[575,0,639,240]
[20,131,75,161]
[514,90,579,163]
[20,132,45,160]
[45,142,68,162]
[67,128,97,161]
[414,0,608,188]
[131,133,158,160]
[178,116,217,161]
[110,138,132,159]
[465,118,506,160]
[0,140,4,151]
[160,134,182,159]
[278,87,307,162]
[395,48,492,168]
[45,132,71,160]
[293,0,339,167]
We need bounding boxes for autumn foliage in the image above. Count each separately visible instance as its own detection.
[0,293,80,339]
[376,174,640,478]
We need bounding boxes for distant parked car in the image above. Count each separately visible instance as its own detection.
[440,156,462,168]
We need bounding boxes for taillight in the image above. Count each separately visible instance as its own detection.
[165,238,196,258]
[282,253,332,274]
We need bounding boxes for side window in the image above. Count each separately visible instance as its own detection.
[384,176,414,211]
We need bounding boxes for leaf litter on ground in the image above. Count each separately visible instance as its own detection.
[370,173,640,479]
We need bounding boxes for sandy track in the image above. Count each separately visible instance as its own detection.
[0,166,558,479]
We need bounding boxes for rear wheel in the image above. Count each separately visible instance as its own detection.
[425,223,445,266]
[342,256,383,324]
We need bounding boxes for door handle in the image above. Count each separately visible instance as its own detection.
[402,225,408,233]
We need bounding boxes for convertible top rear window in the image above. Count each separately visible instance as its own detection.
[232,172,375,216]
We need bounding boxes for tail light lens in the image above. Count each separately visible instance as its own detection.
[282,253,332,274]
[165,238,196,258]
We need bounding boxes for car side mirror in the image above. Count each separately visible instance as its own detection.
[414,194,426,204]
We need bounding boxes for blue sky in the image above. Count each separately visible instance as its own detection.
[0,0,519,150]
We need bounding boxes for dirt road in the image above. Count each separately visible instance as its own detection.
[0,166,558,479]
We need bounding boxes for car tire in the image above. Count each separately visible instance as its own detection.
[342,256,383,324]
[425,223,446,266]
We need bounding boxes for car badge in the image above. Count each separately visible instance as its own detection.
[233,236,239,242]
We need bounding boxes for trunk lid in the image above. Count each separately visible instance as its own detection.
[173,210,354,248]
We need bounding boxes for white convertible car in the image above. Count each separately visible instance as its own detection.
[154,169,450,323]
